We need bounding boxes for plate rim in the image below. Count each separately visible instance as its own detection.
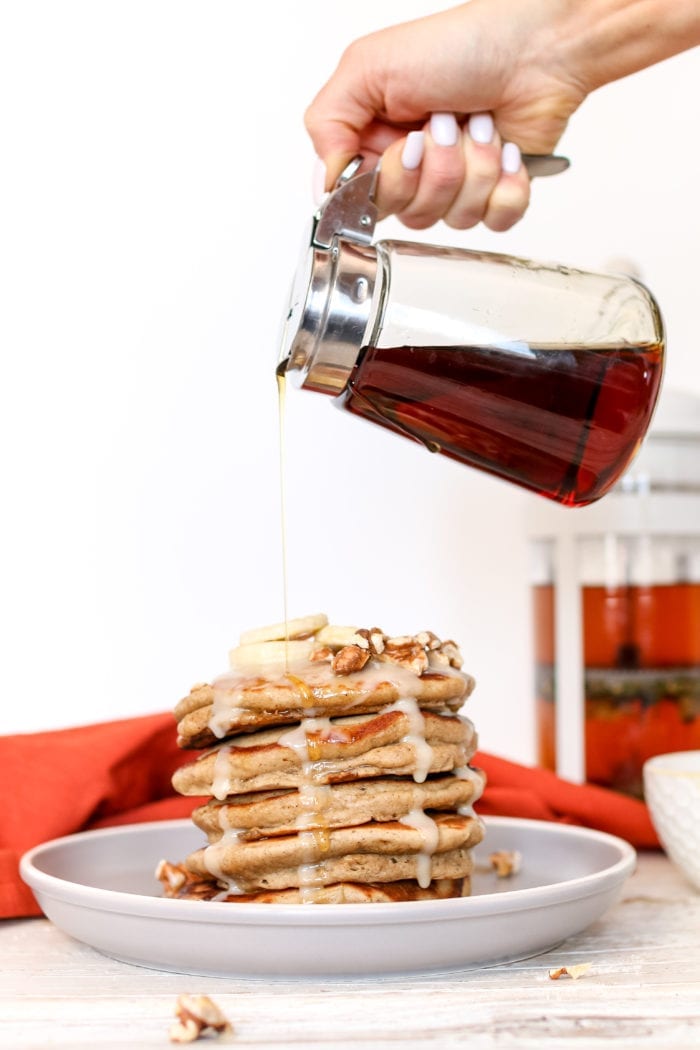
[20,815,637,927]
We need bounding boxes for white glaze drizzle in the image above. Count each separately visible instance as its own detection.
[399,804,441,889]
[202,828,244,897]
[212,744,232,801]
[453,764,485,817]
[385,697,434,784]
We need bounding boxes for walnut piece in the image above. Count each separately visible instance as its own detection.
[169,994,231,1043]
[309,645,333,663]
[548,963,593,981]
[415,630,442,651]
[156,859,186,893]
[380,637,430,675]
[332,643,371,675]
[488,850,522,878]
[439,640,463,669]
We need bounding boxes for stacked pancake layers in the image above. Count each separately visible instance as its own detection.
[158,615,486,904]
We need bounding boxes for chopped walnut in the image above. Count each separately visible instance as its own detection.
[309,645,333,663]
[380,638,430,675]
[332,643,371,675]
[323,625,466,677]
[386,634,413,646]
[368,628,385,654]
[415,630,442,651]
[439,640,464,669]
[488,850,522,878]
[169,994,231,1043]
[156,859,187,893]
[548,963,593,981]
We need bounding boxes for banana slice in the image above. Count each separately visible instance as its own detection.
[239,614,328,646]
[315,624,362,649]
[228,639,316,674]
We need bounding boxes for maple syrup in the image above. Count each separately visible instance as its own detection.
[276,364,290,646]
[340,341,664,506]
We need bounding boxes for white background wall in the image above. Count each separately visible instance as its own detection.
[2,1,699,762]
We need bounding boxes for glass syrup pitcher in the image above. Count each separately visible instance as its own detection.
[278,159,665,506]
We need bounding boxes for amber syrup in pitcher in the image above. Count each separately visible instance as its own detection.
[339,341,664,506]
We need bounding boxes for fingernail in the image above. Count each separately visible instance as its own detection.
[501,142,521,174]
[469,113,494,145]
[401,130,425,170]
[312,157,327,205]
[430,112,459,147]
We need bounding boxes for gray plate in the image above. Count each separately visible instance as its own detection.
[20,816,635,978]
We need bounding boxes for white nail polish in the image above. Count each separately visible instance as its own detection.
[430,112,459,147]
[469,113,494,145]
[501,142,521,174]
[311,157,327,205]
[401,130,425,170]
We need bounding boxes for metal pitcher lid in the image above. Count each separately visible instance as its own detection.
[279,160,380,394]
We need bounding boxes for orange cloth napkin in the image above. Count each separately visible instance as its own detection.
[0,712,659,919]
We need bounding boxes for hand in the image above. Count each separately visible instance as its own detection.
[305,0,588,230]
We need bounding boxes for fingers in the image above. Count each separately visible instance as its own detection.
[373,113,531,232]
[483,142,531,232]
[374,113,465,229]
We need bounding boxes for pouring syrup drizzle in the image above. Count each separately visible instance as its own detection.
[276,360,290,658]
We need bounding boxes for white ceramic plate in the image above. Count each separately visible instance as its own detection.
[20,816,635,978]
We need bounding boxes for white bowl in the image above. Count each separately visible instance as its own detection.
[643,750,700,892]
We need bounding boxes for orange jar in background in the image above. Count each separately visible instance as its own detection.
[531,390,700,797]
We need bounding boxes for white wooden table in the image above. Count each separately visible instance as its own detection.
[1,851,698,1050]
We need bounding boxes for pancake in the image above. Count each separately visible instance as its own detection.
[175,662,474,749]
[192,770,486,841]
[172,709,477,798]
[182,845,476,894]
[183,812,483,891]
[156,860,470,903]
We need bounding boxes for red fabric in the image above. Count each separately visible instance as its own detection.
[473,751,659,849]
[1,713,658,919]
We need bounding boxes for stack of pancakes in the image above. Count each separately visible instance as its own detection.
[158,616,486,904]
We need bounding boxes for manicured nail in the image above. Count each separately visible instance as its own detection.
[401,130,425,170]
[501,142,522,174]
[469,113,494,144]
[312,157,327,205]
[430,112,459,147]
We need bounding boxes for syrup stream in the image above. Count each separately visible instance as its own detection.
[276,362,290,662]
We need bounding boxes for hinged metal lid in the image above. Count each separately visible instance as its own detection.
[278,160,380,394]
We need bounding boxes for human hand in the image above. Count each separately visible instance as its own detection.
[305,0,588,230]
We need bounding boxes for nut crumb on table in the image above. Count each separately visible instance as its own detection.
[548,963,593,981]
[169,994,232,1043]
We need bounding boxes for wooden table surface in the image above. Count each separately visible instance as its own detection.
[1,851,698,1050]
